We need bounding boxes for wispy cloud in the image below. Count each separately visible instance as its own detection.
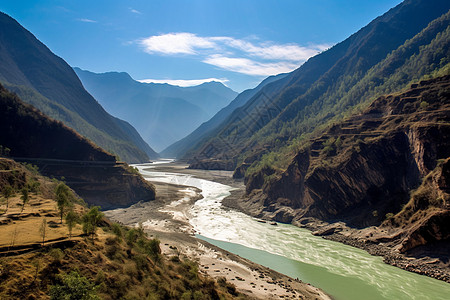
[129,8,142,14]
[78,18,97,23]
[137,32,331,76]
[203,55,299,76]
[137,78,229,87]
[140,33,216,55]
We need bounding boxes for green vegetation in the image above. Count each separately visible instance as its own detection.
[0,145,11,157]
[20,187,29,212]
[65,211,79,239]
[56,183,73,223]
[2,185,13,209]
[49,271,99,300]
[82,206,104,239]
[0,11,154,163]
[243,9,450,181]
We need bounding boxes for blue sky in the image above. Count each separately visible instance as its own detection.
[1,0,403,92]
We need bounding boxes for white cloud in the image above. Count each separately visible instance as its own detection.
[137,32,331,76]
[78,18,97,23]
[223,39,329,61]
[130,8,142,14]
[203,55,299,76]
[139,33,216,55]
[137,78,229,87]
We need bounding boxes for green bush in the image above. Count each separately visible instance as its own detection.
[49,271,99,300]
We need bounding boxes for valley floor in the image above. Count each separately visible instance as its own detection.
[107,161,450,288]
[105,162,331,300]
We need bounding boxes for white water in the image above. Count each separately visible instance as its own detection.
[136,162,450,300]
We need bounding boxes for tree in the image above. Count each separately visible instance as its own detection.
[65,210,78,239]
[2,185,13,210]
[145,238,161,263]
[20,187,29,213]
[56,183,71,223]
[49,271,99,300]
[82,207,104,239]
[39,218,47,246]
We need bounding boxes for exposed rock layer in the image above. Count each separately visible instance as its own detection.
[243,75,450,230]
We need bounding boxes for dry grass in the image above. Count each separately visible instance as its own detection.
[0,158,243,299]
[0,195,84,248]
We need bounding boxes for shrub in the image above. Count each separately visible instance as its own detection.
[111,223,123,240]
[145,238,161,262]
[49,248,64,263]
[419,101,429,109]
[49,271,99,300]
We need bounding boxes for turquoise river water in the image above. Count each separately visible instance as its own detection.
[136,162,450,300]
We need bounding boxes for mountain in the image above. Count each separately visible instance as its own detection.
[0,84,156,209]
[0,12,157,162]
[242,75,450,256]
[186,0,450,172]
[74,68,238,152]
[161,73,287,158]
[243,75,450,225]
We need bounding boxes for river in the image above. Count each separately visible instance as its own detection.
[135,162,450,300]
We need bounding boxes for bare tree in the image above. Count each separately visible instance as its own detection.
[2,185,13,211]
[39,218,47,246]
[65,210,78,239]
[20,187,29,213]
[55,183,71,223]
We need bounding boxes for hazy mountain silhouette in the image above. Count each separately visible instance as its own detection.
[74,68,237,152]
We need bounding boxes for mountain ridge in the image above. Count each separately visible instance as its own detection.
[161,73,288,158]
[0,12,157,162]
[74,68,238,152]
[0,83,156,209]
[186,0,450,173]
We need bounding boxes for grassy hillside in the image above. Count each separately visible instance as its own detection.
[0,158,243,299]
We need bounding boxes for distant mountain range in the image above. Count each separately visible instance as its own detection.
[0,12,157,163]
[74,68,237,152]
[161,73,287,158]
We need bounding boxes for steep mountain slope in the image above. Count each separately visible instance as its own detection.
[187,0,450,171]
[74,68,237,152]
[242,75,450,231]
[0,84,155,209]
[0,12,157,162]
[161,73,287,158]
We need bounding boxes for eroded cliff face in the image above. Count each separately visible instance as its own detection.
[242,76,450,230]
[27,160,156,210]
[390,157,450,252]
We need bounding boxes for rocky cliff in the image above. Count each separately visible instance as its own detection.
[0,84,155,209]
[242,76,450,233]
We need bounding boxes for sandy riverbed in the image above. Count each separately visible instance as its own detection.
[105,162,331,300]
